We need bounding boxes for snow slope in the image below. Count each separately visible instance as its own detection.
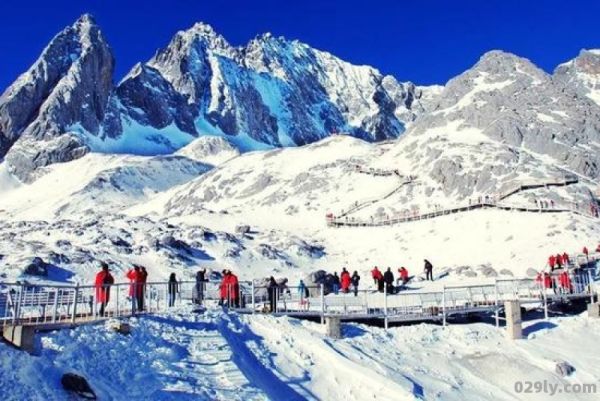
[1,307,598,401]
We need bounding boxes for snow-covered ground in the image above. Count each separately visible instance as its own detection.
[1,306,599,401]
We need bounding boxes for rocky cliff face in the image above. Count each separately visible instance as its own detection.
[2,14,600,187]
[0,15,114,181]
[117,23,424,148]
[405,50,600,183]
[0,16,428,180]
[554,49,600,107]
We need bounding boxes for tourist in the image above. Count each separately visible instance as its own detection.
[195,268,206,305]
[383,267,394,294]
[351,271,360,296]
[227,270,240,307]
[371,266,382,285]
[168,273,178,307]
[558,270,572,294]
[94,262,114,317]
[298,280,308,310]
[340,268,351,293]
[398,267,409,286]
[562,252,570,266]
[424,259,434,281]
[555,253,563,269]
[332,272,340,294]
[268,276,278,312]
[139,266,148,311]
[126,266,143,313]
[219,269,229,306]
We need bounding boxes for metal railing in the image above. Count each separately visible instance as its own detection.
[0,269,596,329]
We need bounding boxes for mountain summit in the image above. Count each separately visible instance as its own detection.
[0,15,431,181]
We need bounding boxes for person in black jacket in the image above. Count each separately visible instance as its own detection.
[195,269,206,305]
[351,271,361,296]
[267,276,278,313]
[383,267,395,294]
[332,272,341,294]
[168,273,178,307]
[424,259,433,281]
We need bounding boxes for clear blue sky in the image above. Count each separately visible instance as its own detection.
[1,0,599,90]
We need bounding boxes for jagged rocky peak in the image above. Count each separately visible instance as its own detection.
[554,49,600,106]
[471,50,548,81]
[0,13,114,181]
[408,48,600,180]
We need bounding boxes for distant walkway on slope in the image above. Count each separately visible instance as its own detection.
[327,170,596,227]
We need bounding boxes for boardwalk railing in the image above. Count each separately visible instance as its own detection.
[328,172,589,228]
[1,269,596,329]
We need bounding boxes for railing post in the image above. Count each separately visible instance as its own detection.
[384,287,388,331]
[588,270,595,303]
[494,279,500,328]
[320,284,325,324]
[164,283,168,312]
[251,281,255,313]
[13,284,24,326]
[52,289,59,323]
[442,286,447,328]
[543,287,549,320]
[72,284,80,324]
[116,284,120,317]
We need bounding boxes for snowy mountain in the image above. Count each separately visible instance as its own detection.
[0,15,432,181]
[0,14,599,285]
[0,15,113,182]
[554,49,600,107]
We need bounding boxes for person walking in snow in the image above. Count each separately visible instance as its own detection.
[548,255,556,271]
[351,271,360,296]
[168,273,179,307]
[94,262,114,317]
[383,267,395,294]
[340,268,351,293]
[195,268,206,305]
[332,272,341,294]
[267,276,278,313]
[424,259,434,281]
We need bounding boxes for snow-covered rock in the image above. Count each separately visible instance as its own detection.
[175,136,240,165]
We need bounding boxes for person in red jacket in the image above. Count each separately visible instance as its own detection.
[555,253,563,269]
[558,271,572,294]
[583,246,589,256]
[543,272,553,289]
[219,270,229,306]
[562,252,570,266]
[340,268,351,293]
[95,262,114,316]
[548,255,556,271]
[126,266,142,313]
[398,267,409,286]
[371,266,381,285]
[229,271,240,307]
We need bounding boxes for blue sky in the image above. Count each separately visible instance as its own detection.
[0,0,599,90]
